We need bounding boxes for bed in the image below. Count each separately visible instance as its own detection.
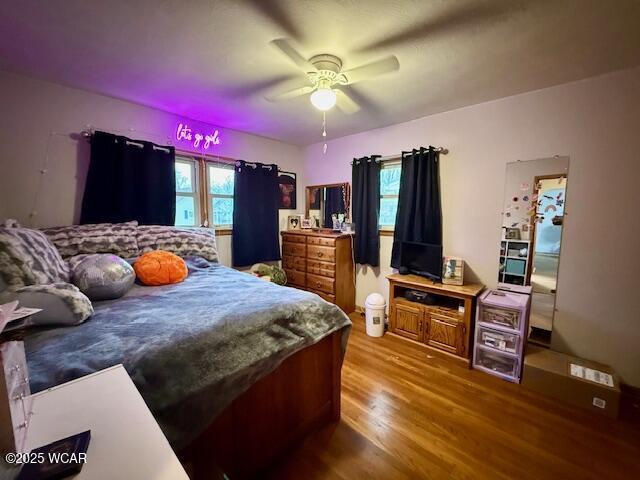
[23,258,351,478]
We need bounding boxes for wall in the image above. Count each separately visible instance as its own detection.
[303,66,640,386]
[0,70,304,266]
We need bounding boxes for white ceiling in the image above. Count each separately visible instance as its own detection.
[1,0,639,146]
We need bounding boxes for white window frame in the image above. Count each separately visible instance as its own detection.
[206,162,234,229]
[379,159,401,231]
[175,156,201,227]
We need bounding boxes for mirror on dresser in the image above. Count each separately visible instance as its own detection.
[305,183,351,228]
[499,156,569,347]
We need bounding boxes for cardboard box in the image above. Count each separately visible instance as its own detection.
[522,345,621,418]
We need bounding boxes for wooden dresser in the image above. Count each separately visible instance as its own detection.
[281,230,355,314]
[387,273,484,363]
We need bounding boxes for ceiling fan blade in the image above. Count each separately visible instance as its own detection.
[341,56,399,85]
[265,85,315,102]
[355,3,508,53]
[222,74,299,98]
[270,38,316,72]
[334,88,360,114]
[243,0,302,41]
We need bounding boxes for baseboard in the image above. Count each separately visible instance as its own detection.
[354,305,365,314]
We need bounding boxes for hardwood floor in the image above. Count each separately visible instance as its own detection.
[265,313,640,480]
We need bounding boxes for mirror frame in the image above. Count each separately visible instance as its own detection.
[305,183,351,220]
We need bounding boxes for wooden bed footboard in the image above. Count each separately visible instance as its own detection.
[184,329,345,479]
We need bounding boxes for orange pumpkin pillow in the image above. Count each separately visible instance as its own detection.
[134,250,188,286]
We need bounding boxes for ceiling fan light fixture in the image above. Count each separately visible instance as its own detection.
[310,87,336,111]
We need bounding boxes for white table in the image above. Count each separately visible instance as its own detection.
[24,365,188,479]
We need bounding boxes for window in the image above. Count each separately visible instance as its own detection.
[379,161,401,229]
[175,158,199,226]
[207,163,234,227]
[174,156,235,229]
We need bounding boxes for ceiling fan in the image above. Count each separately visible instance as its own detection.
[265,38,400,114]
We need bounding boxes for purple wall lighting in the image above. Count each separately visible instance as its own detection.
[175,122,221,150]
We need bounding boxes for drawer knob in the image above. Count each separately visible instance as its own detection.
[317,252,323,257]
[316,282,322,288]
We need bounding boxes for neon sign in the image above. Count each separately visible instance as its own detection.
[175,123,221,150]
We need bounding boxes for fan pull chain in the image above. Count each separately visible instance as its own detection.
[322,112,328,154]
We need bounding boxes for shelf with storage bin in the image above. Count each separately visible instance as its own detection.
[474,347,520,380]
[498,239,531,286]
[473,288,531,383]
[475,342,519,359]
[476,324,520,354]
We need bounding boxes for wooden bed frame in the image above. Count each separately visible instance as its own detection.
[183,330,344,479]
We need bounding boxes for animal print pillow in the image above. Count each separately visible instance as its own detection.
[136,226,218,262]
[0,225,71,287]
[41,221,139,259]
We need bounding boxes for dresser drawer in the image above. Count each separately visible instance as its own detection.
[282,255,306,272]
[307,236,336,247]
[308,288,336,304]
[282,233,306,244]
[283,242,307,258]
[306,273,335,294]
[307,245,335,262]
[306,259,335,278]
[284,268,306,287]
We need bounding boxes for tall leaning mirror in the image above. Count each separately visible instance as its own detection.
[499,156,569,346]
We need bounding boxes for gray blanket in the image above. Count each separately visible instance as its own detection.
[24,260,351,448]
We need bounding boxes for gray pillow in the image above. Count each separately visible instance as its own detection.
[0,283,93,327]
[137,225,218,262]
[71,254,135,301]
[41,221,139,259]
[0,225,71,288]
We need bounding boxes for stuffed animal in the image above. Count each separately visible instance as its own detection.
[250,263,287,286]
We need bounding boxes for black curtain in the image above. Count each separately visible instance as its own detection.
[352,156,381,266]
[391,146,442,268]
[80,131,176,225]
[323,186,346,228]
[232,161,281,267]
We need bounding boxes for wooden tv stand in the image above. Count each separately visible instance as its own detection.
[387,273,484,364]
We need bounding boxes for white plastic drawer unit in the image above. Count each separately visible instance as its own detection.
[477,326,519,354]
[475,347,519,379]
[479,304,521,331]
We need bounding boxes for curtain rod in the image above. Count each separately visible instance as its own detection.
[80,127,173,153]
[352,146,448,165]
[383,146,448,161]
[235,160,280,171]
